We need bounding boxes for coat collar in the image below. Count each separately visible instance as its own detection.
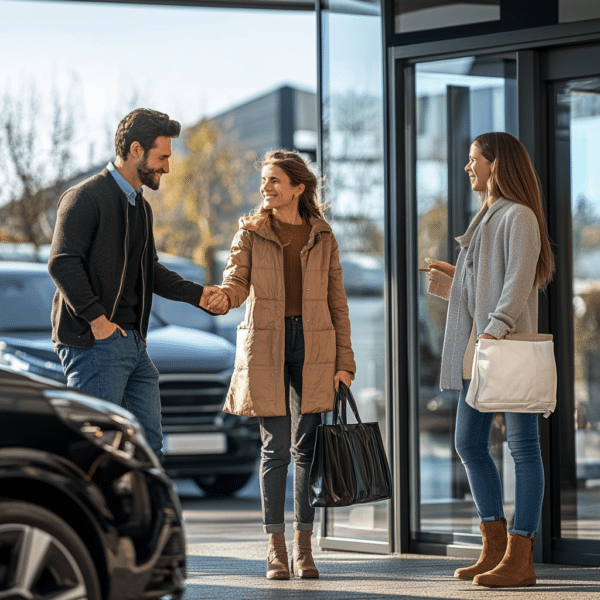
[456,197,513,249]
[481,197,513,224]
[241,213,332,245]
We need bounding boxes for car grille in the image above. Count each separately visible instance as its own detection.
[159,373,231,432]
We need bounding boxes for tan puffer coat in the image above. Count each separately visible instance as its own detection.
[220,213,356,417]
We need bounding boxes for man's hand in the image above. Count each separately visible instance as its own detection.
[200,286,230,315]
[90,315,127,340]
[334,370,353,392]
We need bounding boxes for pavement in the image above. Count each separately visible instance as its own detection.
[178,476,600,600]
[183,540,600,600]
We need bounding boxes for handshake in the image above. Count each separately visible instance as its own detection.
[199,286,230,315]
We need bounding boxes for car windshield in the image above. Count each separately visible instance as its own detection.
[0,272,55,331]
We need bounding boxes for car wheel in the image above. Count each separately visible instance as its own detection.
[194,473,253,497]
[0,500,101,600]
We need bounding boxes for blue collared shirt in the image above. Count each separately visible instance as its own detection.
[107,162,142,206]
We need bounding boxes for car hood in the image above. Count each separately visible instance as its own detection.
[0,326,235,376]
[147,325,234,373]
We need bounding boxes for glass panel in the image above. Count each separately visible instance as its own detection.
[321,0,387,543]
[413,56,516,537]
[395,0,500,34]
[559,0,600,23]
[554,78,600,540]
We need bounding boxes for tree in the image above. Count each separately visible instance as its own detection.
[0,82,79,257]
[147,118,257,282]
[323,90,385,255]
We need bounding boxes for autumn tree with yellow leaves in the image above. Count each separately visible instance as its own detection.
[147,118,257,282]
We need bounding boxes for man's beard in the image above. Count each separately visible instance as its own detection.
[136,154,162,190]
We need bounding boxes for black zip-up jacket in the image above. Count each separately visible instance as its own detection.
[49,168,205,348]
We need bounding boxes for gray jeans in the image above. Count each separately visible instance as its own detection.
[259,316,322,534]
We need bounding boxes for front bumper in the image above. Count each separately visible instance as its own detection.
[107,470,187,600]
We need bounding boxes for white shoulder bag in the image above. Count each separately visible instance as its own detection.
[465,333,557,418]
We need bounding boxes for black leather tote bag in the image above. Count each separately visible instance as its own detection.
[309,382,392,508]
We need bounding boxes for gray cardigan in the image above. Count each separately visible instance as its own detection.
[439,198,541,391]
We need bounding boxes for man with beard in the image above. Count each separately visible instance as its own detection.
[49,108,220,456]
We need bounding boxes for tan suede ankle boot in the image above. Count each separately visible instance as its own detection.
[454,518,507,580]
[292,530,319,578]
[473,533,536,588]
[266,532,290,580]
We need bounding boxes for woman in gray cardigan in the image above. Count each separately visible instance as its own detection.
[426,132,554,588]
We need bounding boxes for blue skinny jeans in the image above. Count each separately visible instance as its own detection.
[455,379,544,537]
[258,317,321,534]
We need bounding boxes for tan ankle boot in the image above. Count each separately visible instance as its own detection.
[454,518,507,580]
[473,533,536,588]
[266,533,290,580]
[292,530,319,578]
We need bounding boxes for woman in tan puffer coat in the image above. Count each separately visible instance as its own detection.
[206,150,356,581]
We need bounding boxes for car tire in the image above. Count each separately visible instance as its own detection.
[194,473,253,497]
[0,500,101,600]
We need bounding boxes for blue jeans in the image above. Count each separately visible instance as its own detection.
[455,379,544,537]
[57,329,162,455]
[259,317,322,534]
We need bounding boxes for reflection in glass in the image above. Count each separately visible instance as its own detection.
[414,56,515,536]
[395,0,500,34]
[320,0,387,543]
[556,79,600,540]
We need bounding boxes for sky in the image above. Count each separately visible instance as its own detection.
[0,0,316,164]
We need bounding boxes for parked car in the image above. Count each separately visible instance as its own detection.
[0,364,186,600]
[0,261,261,496]
[338,253,384,297]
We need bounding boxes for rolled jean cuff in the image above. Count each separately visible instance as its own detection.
[264,523,285,534]
[510,528,537,538]
[294,522,314,531]
[481,515,504,523]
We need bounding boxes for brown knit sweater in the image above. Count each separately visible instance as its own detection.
[274,219,312,316]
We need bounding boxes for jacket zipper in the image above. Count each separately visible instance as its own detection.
[139,200,149,342]
[110,199,130,321]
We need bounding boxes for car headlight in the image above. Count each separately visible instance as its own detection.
[0,342,65,380]
[45,389,162,471]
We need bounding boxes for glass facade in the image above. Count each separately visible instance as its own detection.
[413,56,516,538]
[552,77,600,541]
[319,0,388,547]
[317,0,600,566]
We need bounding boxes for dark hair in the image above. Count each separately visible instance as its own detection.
[115,108,181,160]
[247,150,325,225]
[474,131,554,289]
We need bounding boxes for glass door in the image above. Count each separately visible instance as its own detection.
[318,0,388,552]
[411,55,516,547]
[548,70,600,561]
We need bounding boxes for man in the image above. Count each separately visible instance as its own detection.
[49,108,218,456]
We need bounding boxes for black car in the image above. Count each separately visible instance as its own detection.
[0,365,186,600]
[0,261,260,496]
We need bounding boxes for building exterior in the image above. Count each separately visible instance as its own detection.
[211,84,317,217]
[213,84,317,161]
[316,0,600,568]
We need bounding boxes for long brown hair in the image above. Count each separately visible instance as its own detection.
[474,132,554,289]
[246,150,325,226]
